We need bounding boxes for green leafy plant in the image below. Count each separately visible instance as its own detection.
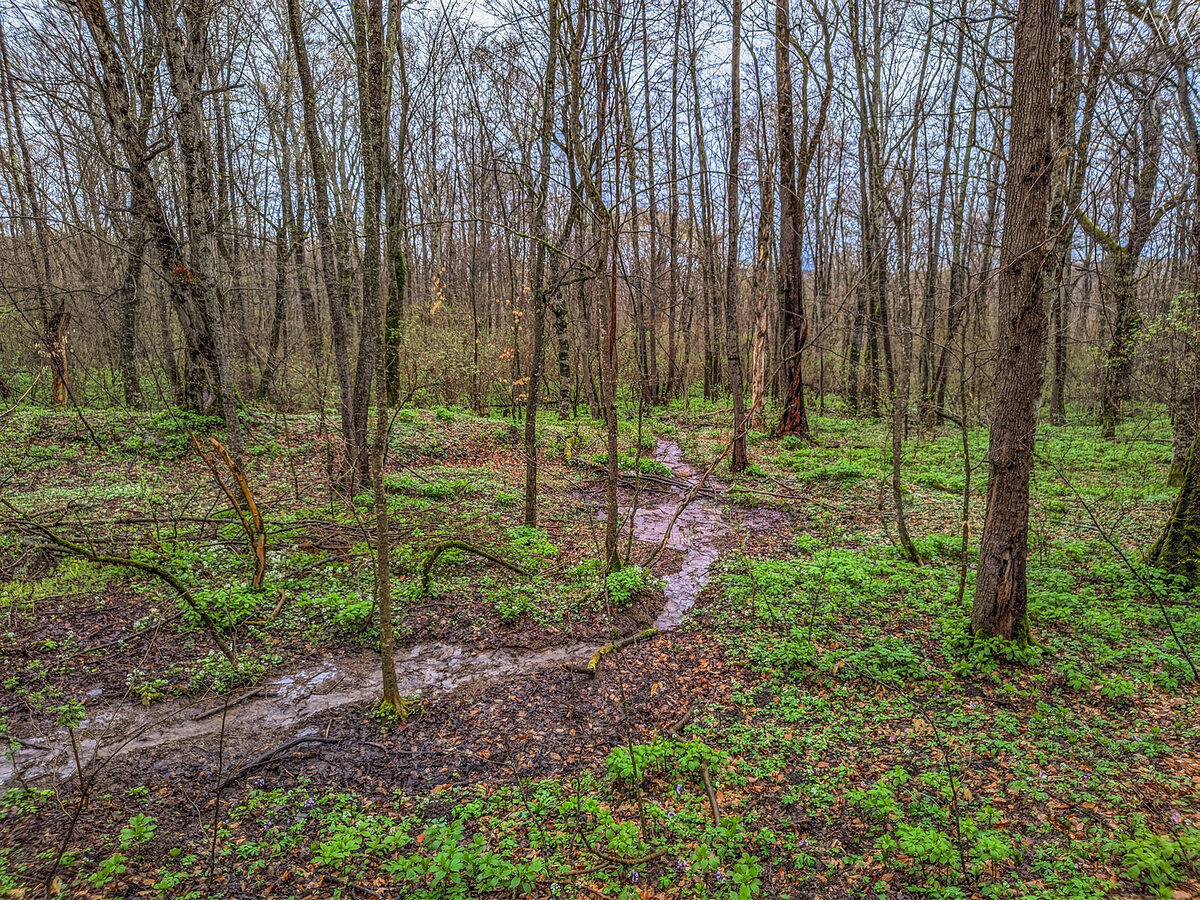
[89,852,128,888]
[1120,827,1200,893]
[126,669,169,706]
[606,738,725,784]
[606,564,652,608]
[120,813,159,846]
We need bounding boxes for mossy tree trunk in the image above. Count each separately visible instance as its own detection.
[1149,427,1200,586]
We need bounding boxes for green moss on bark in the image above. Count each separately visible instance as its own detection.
[1149,429,1200,585]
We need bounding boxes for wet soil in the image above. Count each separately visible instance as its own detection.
[1,440,772,788]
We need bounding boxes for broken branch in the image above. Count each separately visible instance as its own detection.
[420,539,527,596]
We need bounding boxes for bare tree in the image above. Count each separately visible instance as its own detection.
[971,0,1059,642]
[724,0,748,473]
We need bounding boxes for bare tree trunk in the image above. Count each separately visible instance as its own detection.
[152,0,242,458]
[1078,91,1162,440]
[346,0,388,489]
[116,226,146,408]
[971,0,1058,642]
[666,0,682,399]
[639,1,661,404]
[724,0,747,473]
[774,0,808,438]
[286,0,355,477]
[917,0,967,422]
[523,0,562,527]
[1169,38,1200,485]
[383,8,408,408]
[689,35,719,399]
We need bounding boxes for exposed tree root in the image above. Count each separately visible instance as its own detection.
[664,704,694,738]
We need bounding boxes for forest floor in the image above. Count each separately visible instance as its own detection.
[0,399,1198,900]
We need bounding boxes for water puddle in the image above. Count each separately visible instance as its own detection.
[1,440,742,785]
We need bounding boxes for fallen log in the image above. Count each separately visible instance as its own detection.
[566,628,658,679]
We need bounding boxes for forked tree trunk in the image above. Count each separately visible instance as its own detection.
[971,0,1058,642]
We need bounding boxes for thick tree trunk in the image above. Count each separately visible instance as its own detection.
[1149,426,1200,585]
[774,0,808,439]
[971,0,1058,642]
[153,0,242,457]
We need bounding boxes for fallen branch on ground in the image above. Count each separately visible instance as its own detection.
[218,736,338,790]
[419,539,527,596]
[1,500,237,666]
[566,629,658,679]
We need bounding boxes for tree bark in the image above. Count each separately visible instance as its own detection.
[773,0,808,439]
[724,0,747,473]
[286,0,355,478]
[971,0,1058,642]
[522,0,561,527]
[157,0,242,457]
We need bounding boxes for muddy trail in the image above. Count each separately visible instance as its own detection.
[1,440,769,787]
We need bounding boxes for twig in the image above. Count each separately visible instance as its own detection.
[2,500,237,666]
[700,761,721,825]
[1038,453,1199,682]
[191,434,267,589]
[218,736,339,790]
[0,366,42,419]
[63,611,184,660]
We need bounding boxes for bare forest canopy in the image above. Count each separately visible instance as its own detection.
[0,0,1195,453]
